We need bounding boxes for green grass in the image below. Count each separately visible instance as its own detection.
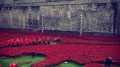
[0,56,46,67]
[60,61,84,67]
[0,56,84,67]
[0,59,13,67]
[50,41,57,45]
[49,61,84,67]
[21,64,31,67]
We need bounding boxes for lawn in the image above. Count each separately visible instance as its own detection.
[49,60,84,67]
[0,56,46,67]
[0,56,84,67]
[60,61,84,67]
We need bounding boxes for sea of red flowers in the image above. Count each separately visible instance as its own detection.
[0,29,120,67]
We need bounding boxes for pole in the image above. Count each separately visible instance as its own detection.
[68,10,72,31]
[28,6,32,29]
[80,5,84,35]
[80,15,83,35]
[68,5,72,31]
[37,7,40,30]
[27,6,30,29]
[42,15,44,33]
[10,6,13,28]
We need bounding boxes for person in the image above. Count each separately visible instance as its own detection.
[32,52,36,58]
[16,38,20,47]
[46,36,51,45]
[32,38,37,45]
[53,37,61,43]
[105,57,112,67]
[0,64,2,67]
[9,62,17,67]
[37,38,42,44]
[19,38,23,46]
[9,39,14,47]
[42,36,46,44]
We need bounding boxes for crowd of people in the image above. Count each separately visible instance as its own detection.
[7,36,61,47]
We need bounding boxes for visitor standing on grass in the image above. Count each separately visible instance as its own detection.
[105,57,112,67]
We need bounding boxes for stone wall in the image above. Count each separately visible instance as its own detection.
[116,2,120,34]
[0,1,119,34]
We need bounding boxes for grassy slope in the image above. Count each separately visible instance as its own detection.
[0,56,46,67]
[0,56,84,67]
[60,62,84,67]
[59,61,84,67]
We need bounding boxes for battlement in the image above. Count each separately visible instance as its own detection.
[1,0,120,5]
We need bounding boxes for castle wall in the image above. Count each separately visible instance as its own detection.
[0,0,119,34]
